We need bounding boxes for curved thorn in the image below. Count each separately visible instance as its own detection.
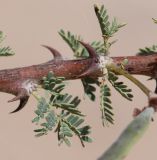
[8,95,21,102]
[8,89,29,113]
[147,78,157,94]
[10,96,29,113]
[77,41,99,78]
[42,45,62,59]
[155,79,157,93]
[78,41,97,58]
[8,89,27,103]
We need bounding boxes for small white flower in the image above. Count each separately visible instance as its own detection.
[22,79,38,95]
[98,55,113,78]
[98,55,113,69]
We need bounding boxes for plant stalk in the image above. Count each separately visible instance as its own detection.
[108,64,151,97]
[98,107,155,160]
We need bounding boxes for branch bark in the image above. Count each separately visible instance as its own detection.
[0,43,157,112]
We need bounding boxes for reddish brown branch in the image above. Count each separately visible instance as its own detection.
[113,55,157,77]
[0,42,157,112]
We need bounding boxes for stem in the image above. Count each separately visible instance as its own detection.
[108,64,151,97]
[98,107,155,160]
[32,91,41,101]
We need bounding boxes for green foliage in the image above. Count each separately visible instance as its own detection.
[94,5,110,37]
[0,31,15,56]
[100,84,114,126]
[34,109,57,137]
[0,31,5,43]
[81,77,99,101]
[137,45,157,56]
[94,4,126,54]
[137,19,157,56]
[94,5,126,37]
[32,72,92,147]
[152,18,157,24]
[94,5,133,125]
[42,71,65,93]
[108,71,133,101]
[58,29,105,58]
[0,46,15,56]
[58,29,84,57]
[57,115,92,147]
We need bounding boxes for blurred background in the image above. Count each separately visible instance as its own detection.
[0,0,157,159]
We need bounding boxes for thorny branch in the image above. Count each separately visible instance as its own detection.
[0,42,157,113]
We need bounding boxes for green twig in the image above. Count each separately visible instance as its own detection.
[108,64,151,97]
[98,107,155,160]
[32,91,41,101]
